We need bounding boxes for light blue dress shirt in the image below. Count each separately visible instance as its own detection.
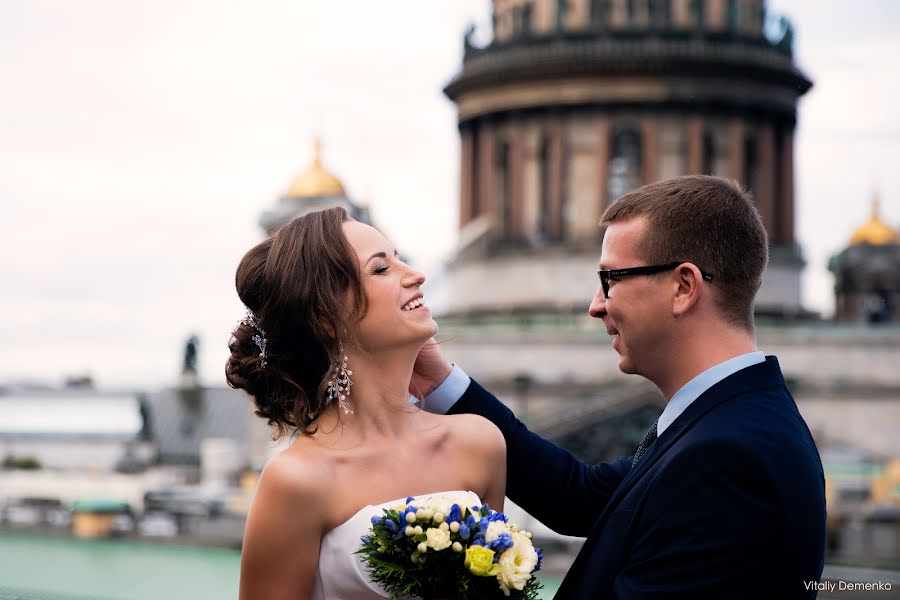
[656,351,765,436]
[419,364,472,414]
[423,352,766,437]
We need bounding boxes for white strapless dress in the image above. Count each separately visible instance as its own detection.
[310,490,482,600]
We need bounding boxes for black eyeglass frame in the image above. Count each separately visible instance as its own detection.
[597,262,714,298]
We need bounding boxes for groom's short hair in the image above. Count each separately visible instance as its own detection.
[600,175,768,331]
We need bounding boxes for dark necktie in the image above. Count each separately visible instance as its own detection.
[632,419,658,468]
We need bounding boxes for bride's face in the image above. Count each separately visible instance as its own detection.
[342,221,437,352]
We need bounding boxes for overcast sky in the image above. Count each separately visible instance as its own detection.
[1,0,898,388]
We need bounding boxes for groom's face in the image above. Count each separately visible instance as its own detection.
[589,216,674,378]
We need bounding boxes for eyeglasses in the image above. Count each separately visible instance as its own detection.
[597,262,714,298]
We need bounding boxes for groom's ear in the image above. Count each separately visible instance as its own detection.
[671,263,703,318]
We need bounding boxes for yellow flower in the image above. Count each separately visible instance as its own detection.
[464,545,499,577]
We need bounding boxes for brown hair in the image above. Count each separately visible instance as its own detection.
[225,207,366,439]
[600,175,768,330]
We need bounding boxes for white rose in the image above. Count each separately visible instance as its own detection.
[424,527,452,551]
[496,532,539,593]
[484,520,511,543]
[426,494,478,518]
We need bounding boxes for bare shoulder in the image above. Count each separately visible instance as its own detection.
[440,414,507,510]
[239,442,331,599]
[444,413,506,456]
[255,444,330,511]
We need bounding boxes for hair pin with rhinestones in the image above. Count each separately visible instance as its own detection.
[241,309,268,368]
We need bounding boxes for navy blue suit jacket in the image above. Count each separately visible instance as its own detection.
[450,356,826,598]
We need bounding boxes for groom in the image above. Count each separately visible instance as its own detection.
[414,176,826,598]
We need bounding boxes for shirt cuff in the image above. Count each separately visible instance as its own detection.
[418,364,471,415]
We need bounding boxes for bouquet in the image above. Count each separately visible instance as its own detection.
[357,494,543,599]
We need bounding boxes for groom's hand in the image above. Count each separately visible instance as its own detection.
[411,339,453,398]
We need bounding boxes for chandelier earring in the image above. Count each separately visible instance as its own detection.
[325,342,354,415]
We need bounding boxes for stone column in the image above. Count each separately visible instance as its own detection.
[672,0,694,28]
[595,115,611,216]
[756,123,776,238]
[687,115,703,174]
[459,126,474,228]
[727,117,745,183]
[548,118,565,240]
[508,118,526,238]
[566,0,589,29]
[707,0,726,30]
[641,116,659,184]
[477,122,496,223]
[779,126,795,244]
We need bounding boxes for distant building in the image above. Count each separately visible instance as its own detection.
[146,386,276,475]
[259,139,371,235]
[0,384,275,478]
[829,195,900,323]
[0,389,149,471]
[443,0,811,318]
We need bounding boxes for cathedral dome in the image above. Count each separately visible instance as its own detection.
[849,195,899,246]
[285,139,346,198]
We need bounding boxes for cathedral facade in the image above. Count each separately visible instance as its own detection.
[441,0,811,318]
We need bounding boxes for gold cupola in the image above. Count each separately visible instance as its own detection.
[285,139,346,198]
[849,194,899,246]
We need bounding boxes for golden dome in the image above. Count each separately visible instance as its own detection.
[849,194,899,246]
[285,139,346,198]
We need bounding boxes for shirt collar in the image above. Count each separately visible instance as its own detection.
[657,351,766,437]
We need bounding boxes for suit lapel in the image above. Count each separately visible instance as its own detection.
[605,356,784,512]
[557,357,786,595]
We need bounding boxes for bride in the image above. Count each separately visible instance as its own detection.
[226,207,506,599]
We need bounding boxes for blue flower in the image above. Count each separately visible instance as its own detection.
[360,535,371,544]
[535,547,544,571]
[406,497,415,504]
[459,523,471,540]
[487,532,514,555]
[370,516,383,526]
[448,504,462,523]
[471,534,485,547]
[385,519,399,533]
[478,511,508,533]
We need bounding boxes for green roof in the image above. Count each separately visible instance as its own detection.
[71,499,131,513]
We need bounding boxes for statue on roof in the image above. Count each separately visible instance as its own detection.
[182,334,199,375]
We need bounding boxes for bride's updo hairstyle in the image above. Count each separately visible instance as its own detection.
[225,207,366,439]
